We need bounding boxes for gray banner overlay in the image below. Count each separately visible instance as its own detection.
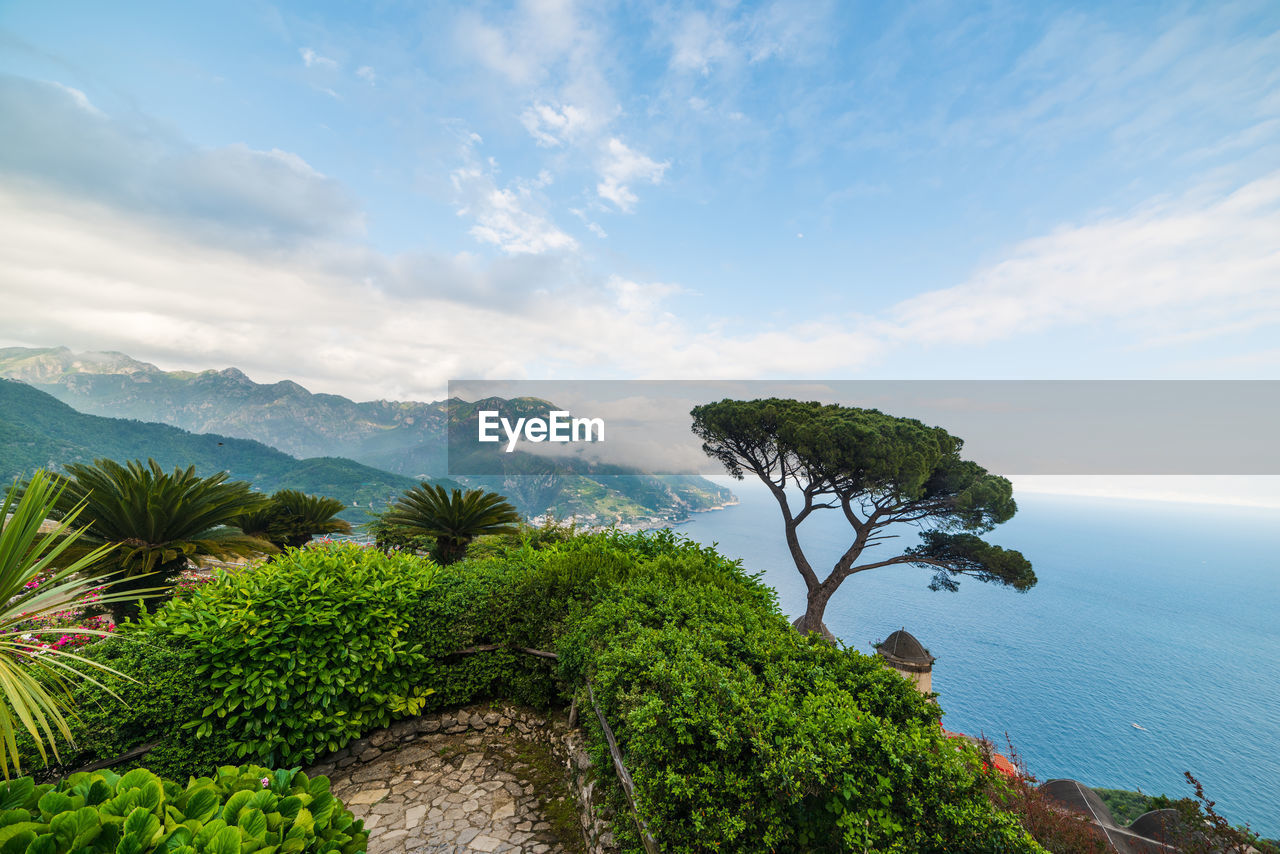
[446,381,1280,476]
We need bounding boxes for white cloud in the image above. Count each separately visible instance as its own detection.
[1012,476,1280,510]
[668,10,734,74]
[457,1,647,213]
[2,165,1276,403]
[3,69,1276,402]
[0,182,880,399]
[662,0,834,74]
[608,275,682,315]
[451,164,578,255]
[520,101,597,146]
[0,77,362,245]
[596,138,668,212]
[356,66,376,85]
[48,82,101,115]
[456,0,583,87]
[300,48,338,70]
[569,207,607,238]
[885,172,1280,348]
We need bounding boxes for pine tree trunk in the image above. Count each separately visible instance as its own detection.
[792,584,837,643]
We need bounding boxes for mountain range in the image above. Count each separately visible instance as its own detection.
[0,347,734,524]
[0,378,427,521]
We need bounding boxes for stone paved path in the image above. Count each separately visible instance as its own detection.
[324,727,581,854]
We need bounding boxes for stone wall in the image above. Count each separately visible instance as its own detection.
[305,703,619,854]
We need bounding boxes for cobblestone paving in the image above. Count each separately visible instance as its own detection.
[325,728,580,854]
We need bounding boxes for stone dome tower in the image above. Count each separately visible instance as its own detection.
[875,629,936,694]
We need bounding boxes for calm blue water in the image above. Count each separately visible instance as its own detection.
[675,482,1280,835]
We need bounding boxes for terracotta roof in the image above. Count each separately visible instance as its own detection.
[941,729,1018,778]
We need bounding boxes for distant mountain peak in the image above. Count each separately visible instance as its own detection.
[0,345,159,380]
[0,346,736,523]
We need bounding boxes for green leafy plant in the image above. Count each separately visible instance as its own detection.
[362,506,435,554]
[9,525,1057,850]
[45,459,275,623]
[556,554,1045,853]
[0,763,366,854]
[138,543,440,766]
[381,484,520,564]
[0,470,157,777]
[10,634,236,783]
[235,490,351,551]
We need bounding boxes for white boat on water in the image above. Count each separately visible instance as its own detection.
[1132,723,1147,731]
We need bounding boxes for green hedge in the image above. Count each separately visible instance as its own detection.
[21,530,1041,852]
[12,635,234,782]
[557,567,1042,853]
[137,543,441,767]
[0,764,364,854]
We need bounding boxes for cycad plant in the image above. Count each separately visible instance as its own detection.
[236,489,352,551]
[0,470,155,777]
[47,459,275,623]
[383,484,520,564]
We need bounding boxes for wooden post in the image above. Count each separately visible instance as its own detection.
[442,646,661,851]
[588,681,661,854]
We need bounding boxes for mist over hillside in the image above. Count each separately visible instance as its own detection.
[0,348,735,524]
[0,378,427,520]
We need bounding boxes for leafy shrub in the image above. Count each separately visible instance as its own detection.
[363,508,434,554]
[0,764,365,854]
[558,573,1043,854]
[138,543,440,767]
[408,556,541,710]
[404,529,771,714]
[24,528,1048,852]
[1091,786,1154,825]
[463,516,579,560]
[13,635,235,782]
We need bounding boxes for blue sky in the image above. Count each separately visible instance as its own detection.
[0,0,1278,401]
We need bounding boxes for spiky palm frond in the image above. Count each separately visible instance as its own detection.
[237,489,351,550]
[383,484,520,564]
[0,470,163,777]
[44,459,275,621]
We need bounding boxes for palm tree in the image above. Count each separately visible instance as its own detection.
[0,470,157,776]
[236,489,352,551]
[47,459,275,623]
[382,484,520,564]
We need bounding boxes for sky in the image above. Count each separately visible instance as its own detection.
[0,0,1277,398]
[0,0,1278,507]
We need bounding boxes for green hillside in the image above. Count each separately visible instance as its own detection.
[0,348,737,524]
[0,346,448,471]
[0,379,426,520]
[445,395,737,523]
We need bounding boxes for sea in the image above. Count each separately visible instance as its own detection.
[674,480,1280,836]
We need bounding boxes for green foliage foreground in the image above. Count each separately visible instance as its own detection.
[140,545,440,766]
[20,533,1042,853]
[0,764,364,854]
